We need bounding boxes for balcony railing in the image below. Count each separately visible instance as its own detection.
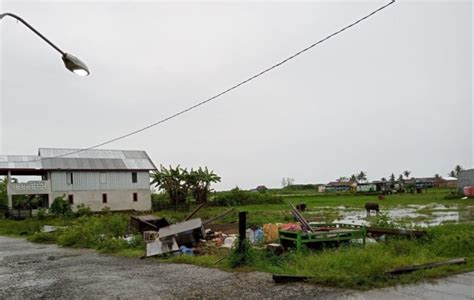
[8,180,51,195]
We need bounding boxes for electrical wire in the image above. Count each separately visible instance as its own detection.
[5,0,395,163]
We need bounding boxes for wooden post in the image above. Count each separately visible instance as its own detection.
[238,211,247,248]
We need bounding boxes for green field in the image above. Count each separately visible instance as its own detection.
[0,188,472,290]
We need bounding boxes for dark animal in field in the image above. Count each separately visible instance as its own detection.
[296,203,307,212]
[365,202,379,217]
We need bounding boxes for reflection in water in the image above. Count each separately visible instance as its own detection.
[329,204,474,227]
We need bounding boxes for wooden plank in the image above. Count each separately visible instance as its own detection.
[368,227,426,238]
[272,274,312,284]
[385,258,466,276]
[287,201,314,233]
[203,208,235,226]
[184,203,205,221]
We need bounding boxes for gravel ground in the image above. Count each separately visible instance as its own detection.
[2,236,472,299]
[0,236,348,299]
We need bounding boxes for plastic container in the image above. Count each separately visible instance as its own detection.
[255,228,263,242]
[246,228,255,243]
[179,245,193,256]
[464,186,474,197]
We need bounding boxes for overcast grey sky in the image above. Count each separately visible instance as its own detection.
[0,0,472,189]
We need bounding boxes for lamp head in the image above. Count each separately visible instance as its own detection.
[62,53,89,76]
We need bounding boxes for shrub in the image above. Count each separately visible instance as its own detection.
[213,187,283,206]
[28,231,58,243]
[50,196,72,216]
[228,238,254,268]
[75,204,92,217]
[36,208,48,220]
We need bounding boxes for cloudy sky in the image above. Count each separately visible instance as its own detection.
[0,0,472,189]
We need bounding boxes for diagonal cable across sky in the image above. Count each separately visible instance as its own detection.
[7,0,396,163]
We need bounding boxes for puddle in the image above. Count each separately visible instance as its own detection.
[330,204,474,227]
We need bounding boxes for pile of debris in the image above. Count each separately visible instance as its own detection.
[131,208,243,257]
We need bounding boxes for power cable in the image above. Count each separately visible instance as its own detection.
[4,0,395,163]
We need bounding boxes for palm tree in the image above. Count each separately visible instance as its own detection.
[357,171,367,183]
[453,165,463,177]
[403,170,411,179]
[398,174,404,183]
[350,174,357,182]
[390,173,396,183]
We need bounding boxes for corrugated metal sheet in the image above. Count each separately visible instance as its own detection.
[0,155,42,170]
[0,148,156,171]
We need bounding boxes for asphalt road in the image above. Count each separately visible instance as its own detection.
[0,236,472,299]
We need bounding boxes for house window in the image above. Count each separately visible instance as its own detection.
[100,172,107,184]
[133,193,138,202]
[68,194,74,204]
[66,172,74,185]
[132,172,138,183]
[102,193,107,204]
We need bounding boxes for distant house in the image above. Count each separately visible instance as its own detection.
[458,169,474,190]
[316,184,326,193]
[356,183,377,193]
[433,176,458,188]
[325,181,357,192]
[0,148,156,212]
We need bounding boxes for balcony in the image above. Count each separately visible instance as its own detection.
[8,180,51,195]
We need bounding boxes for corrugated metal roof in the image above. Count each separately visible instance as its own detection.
[0,155,42,170]
[0,148,156,171]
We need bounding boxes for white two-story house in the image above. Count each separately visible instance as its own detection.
[0,148,156,212]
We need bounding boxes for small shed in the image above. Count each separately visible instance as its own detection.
[130,215,170,233]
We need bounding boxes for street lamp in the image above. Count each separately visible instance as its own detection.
[0,12,89,76]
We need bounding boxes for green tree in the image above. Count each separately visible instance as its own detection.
[398,174,404,184]
[449,170,456,177]
[434,174,441,180]
[403,170,411,179]
[357,171,367,182]
[390,173,396,183]
[50,196,72,216]
[151,165,190,204]
[0,177,7,207]
[188,167,221,203]
[350,174,357,182]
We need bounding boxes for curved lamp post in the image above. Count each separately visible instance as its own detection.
[0,12,90,76]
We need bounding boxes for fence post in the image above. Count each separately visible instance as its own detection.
[238,211,247,249]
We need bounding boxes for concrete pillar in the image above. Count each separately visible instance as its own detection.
[6,171,12,208]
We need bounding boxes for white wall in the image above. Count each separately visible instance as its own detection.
[52,189,151,212]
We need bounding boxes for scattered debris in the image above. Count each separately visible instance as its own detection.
[266,243,284,256]
[143,231,159,243]
[179,245,193,256]
[385,258,467,276]
[263,224,280,243]
[222,236,237,248]
[272,274,313,284]
[287,201,314,232]
[130,215,170,233]
[159,218,205,247]
[41,225,57,233]
[146,237,179,257]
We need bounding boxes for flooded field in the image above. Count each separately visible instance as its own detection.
[306,204,474,227]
